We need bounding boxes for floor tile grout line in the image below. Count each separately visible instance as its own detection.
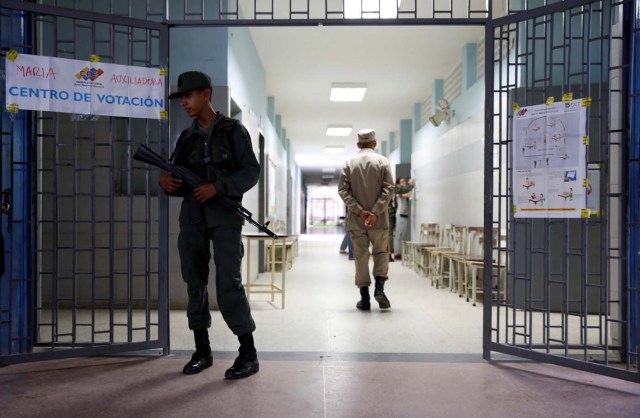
[159,349,491,363]
[322,364,327,418]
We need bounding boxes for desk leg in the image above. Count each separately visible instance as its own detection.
[281,241,286,309]
[245,238,251,301]
[471,265,478,307]
[457,261,464,297]
[464,263,470,302]
[270,239,276,303]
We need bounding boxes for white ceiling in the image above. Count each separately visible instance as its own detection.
[248,25,484,183]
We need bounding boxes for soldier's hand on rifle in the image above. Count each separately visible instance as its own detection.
[158,173,182,193]
[193,183,217,203]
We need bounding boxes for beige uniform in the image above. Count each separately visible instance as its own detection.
[338,148,394,287]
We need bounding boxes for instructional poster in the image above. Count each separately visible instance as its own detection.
[513,98,588,218]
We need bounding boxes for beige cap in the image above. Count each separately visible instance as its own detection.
[357,129,376,144]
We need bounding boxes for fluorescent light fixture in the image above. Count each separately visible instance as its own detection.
[296,154,341,169]
[345,0,401,19]
[324,146,345,154]
[322,174,335,179]
[330,83,367,102]
[322,168,336,173]
[326,125,353,136]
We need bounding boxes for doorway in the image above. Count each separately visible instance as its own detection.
[306,186,344,234]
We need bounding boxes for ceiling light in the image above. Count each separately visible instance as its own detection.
[295,154,341,169]
[322,174,335,179]
[326,125,353,136]
[322,168,336,173]
[330,83,367,102]
[324,146,345,154]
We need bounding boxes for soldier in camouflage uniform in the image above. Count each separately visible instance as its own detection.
[159,71,260,379]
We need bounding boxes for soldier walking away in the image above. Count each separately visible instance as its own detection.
[338,129,394,310]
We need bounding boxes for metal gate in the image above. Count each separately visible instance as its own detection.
[484,0,639,382]
[0,2,170,364]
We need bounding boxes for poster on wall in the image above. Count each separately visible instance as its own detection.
[513,98,588,218]
[5,52,165,119]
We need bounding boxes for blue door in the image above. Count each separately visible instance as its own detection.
[0,7,32,356]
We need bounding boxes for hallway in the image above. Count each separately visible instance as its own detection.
[2,234,639,418]
[170,233,483,354]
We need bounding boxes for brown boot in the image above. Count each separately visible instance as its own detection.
[374,276,391,309]
[356,286,371,310]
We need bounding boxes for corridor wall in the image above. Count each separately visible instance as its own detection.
[411,79,485,236]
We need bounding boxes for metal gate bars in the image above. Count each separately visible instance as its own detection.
[0,2,170,364]
[484,0,639,383]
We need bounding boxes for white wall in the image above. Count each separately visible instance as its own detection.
[410,80,485,236]
[387,148,401,180]
[261,117,289,232]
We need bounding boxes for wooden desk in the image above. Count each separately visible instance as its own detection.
[267,235,299,271]
[242,232,288,309]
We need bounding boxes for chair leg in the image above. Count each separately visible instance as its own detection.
[448,258,455,292]
[428,253,436,286]
[463,263,470,302]
[449,259,456,293]
[457,261,464,297]
[434,254,443,289]
[426,252,433,283]
[471,265,477,306]
[471,265,482,307]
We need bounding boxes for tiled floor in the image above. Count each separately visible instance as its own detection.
[1,355,639,418]
[171,234,485,354]
[2,234,640,417]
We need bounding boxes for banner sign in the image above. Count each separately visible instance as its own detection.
[513,98,588,218]
[5,53,165,119]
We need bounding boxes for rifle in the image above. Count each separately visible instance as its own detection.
[133,144,278,239]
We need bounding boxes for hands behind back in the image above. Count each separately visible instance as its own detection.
[364,213,378,228]
[359,210,378,228]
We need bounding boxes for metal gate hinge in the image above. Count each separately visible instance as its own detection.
[2,188,12,216]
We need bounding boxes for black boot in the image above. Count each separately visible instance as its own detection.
[225,332,259,380]
[374,276,391,309]
[183,328,213,375]
[356,286,371,311]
